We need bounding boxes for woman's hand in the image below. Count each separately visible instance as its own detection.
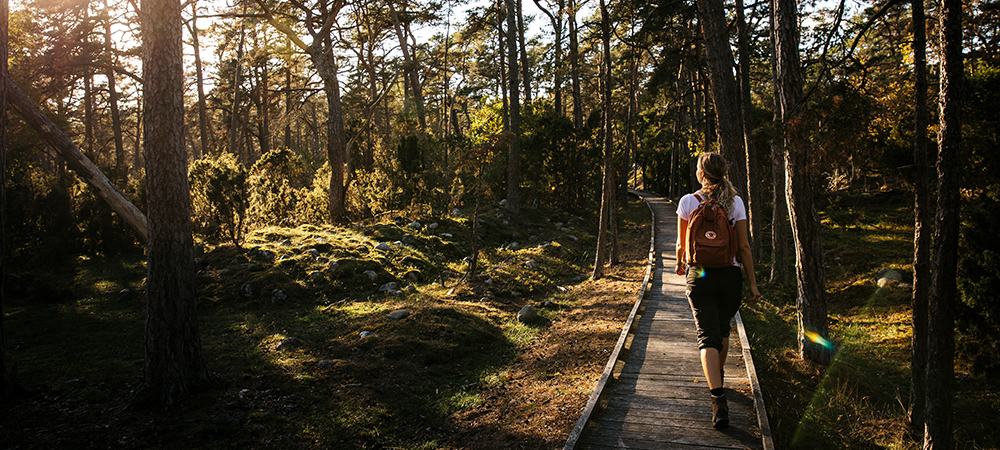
[675,263,687,276]
[748,285,761,304]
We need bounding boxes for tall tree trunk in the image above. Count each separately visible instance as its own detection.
[504,0,522,214]
[136,0,216,407]
[516,0,531,104]
[908,0,930,432]
[189,0,212,159]
[593,0,615,278]
[774,0,829,364]
[925,0,961,444]
[696,0,747,192]
[389,0,427,131]
[259,64,271,155]
[568,0,583,130]
[229,7,247,159]
[7,79,148,241]
[84,74,95,159]
[0,0,9,398]
[533,0,563,115]
[736,0,762,255]
[768,1,790,286]
[284,65,292,149]
[105,0,127,179]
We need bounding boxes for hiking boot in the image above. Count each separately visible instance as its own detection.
[712,393,729,429]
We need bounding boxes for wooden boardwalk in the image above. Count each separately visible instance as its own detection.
[565,191,773,450]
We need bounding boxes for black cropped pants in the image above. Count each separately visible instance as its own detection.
[685,265,743,352]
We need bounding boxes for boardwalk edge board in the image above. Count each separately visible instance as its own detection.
[562,191,657,450]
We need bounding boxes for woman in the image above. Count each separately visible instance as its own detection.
[675,152,761,429]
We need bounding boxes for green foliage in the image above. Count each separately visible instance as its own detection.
[957,197,1000,377]
[247,148,310,229]
[189,152,249,245]
[520,101,596,211]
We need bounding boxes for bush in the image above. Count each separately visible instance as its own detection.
[247,148,310,229]
[189,153,249,245]
[957,197,1000,377]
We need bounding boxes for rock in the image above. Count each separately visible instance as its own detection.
[511,290,522,297]
[507,242,520,251]
[240,283,254,299]
[276,337,302,350]
[278,254,293,262]
[401,235,417,245]
[271,289,288,303]
[316,257,329,264]
[363,270,379,281]
[876,268,904,287]
[500,199,507,207]
[305,248,320,258]
[518,305,538,323]
[439,233,453,239]
[451,208,461,216]
[359,331,377,339]
[278,239,292,246]
[407,221,422,229]
[525,260,538,269]
[388,310,410,321]
[403,270,421,282]
[542,300,556,308]
[119,289,141,301]
[428,222,439,230]
[309,271,325,281]
[317,360,338,369]
[379,282,399,293]
[328,261,341,274]
[405,285,417,294]
[219,268,231,276]
[375,242,392,251]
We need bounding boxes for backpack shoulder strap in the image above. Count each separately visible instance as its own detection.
[694,192,705,203]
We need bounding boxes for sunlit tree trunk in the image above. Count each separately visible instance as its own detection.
[516,0,531,104]
[136,0,216,407]
[908,0,930,432]
[532,0,563,115]
[924,0,962,444]
[696,0,747,192]
[389,0,426,131]
[773,0,830,364]
[504,0,522,215]
[593,0,615,278]
[229,6,247,160]
[188,0,212,159]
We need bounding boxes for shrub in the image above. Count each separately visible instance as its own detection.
[189,152,249,245]
[247,148,310,229]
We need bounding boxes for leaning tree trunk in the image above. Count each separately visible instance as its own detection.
[7,79,148,241]
[773,0,830,364]
[696,0,747,191]
[505,0,522,215]
[908,0,930,432]
[925,0,962,444]
[136,0,216,407]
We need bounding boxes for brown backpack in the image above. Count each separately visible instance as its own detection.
[686,193,737,268]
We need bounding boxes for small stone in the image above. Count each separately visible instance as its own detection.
[309,271,325,281]
[219,268,231,276]
[511,290,522,297]
[405,285,417,294]
[508,242,520,251]
[388,310,410,321]
[359,331,377,339]
[407,221,422,229]
[375,242,392,251]
[278,239,292,246]
[305,249,320,258]
[328,261,341,273]
[428,222,439,229]
[379,282,399,293]
[439,233,453,239]
[317,360,337,369]
[363,270,379,281]
[500,199,508,207]
[876,268,904,287]
[402,235,417,245]
[271,289,288,302]
[517,305,538,323]
[451,208,461,216]
[240,283,254,299]
[525,260,538,269]
[276,337,302,350]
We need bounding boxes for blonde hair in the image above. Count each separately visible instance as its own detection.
[697,152,738,214]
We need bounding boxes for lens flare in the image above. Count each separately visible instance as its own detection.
[692,266,707,278]
[805,331,835,350]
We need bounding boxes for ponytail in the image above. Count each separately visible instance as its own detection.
[697,153,738,214]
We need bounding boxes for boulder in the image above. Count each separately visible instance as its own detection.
[271,289,288,303]
[375,242,392,252]
[363,270,379,281]
[276,337,302,350]
[517,305,538,323]
[407,221,422,229]
[388,310,410,321]
[240,283,254,299]
[876,268,904,287]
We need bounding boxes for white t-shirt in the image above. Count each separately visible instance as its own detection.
[676,192,746,266]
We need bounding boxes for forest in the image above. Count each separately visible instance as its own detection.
[1,0,999,447]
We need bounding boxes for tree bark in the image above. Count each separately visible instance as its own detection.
[136,0,216,407]
[188,0,212,159]
[7,79,148,242]
[768,1,790,286]
[505,0,522,215]
[736,0,762,255]
[1,0,9,398]
[516,0,531,104]
[696,0,747,192]
[532,0,563,115]
[773,0,830,364]
[389,0,427,131]
[229,7,247,160]
[568,0,583,130]
[104,0,127,178]
[908,0,930,432]
[593,0,614,279]
[924,0,961,444]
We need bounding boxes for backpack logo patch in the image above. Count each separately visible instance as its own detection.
[705,230,717,240]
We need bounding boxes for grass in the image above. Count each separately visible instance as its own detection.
[743,191,1000,449]
[2,198,651,450]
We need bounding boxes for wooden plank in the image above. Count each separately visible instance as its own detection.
[580,421,761,449]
